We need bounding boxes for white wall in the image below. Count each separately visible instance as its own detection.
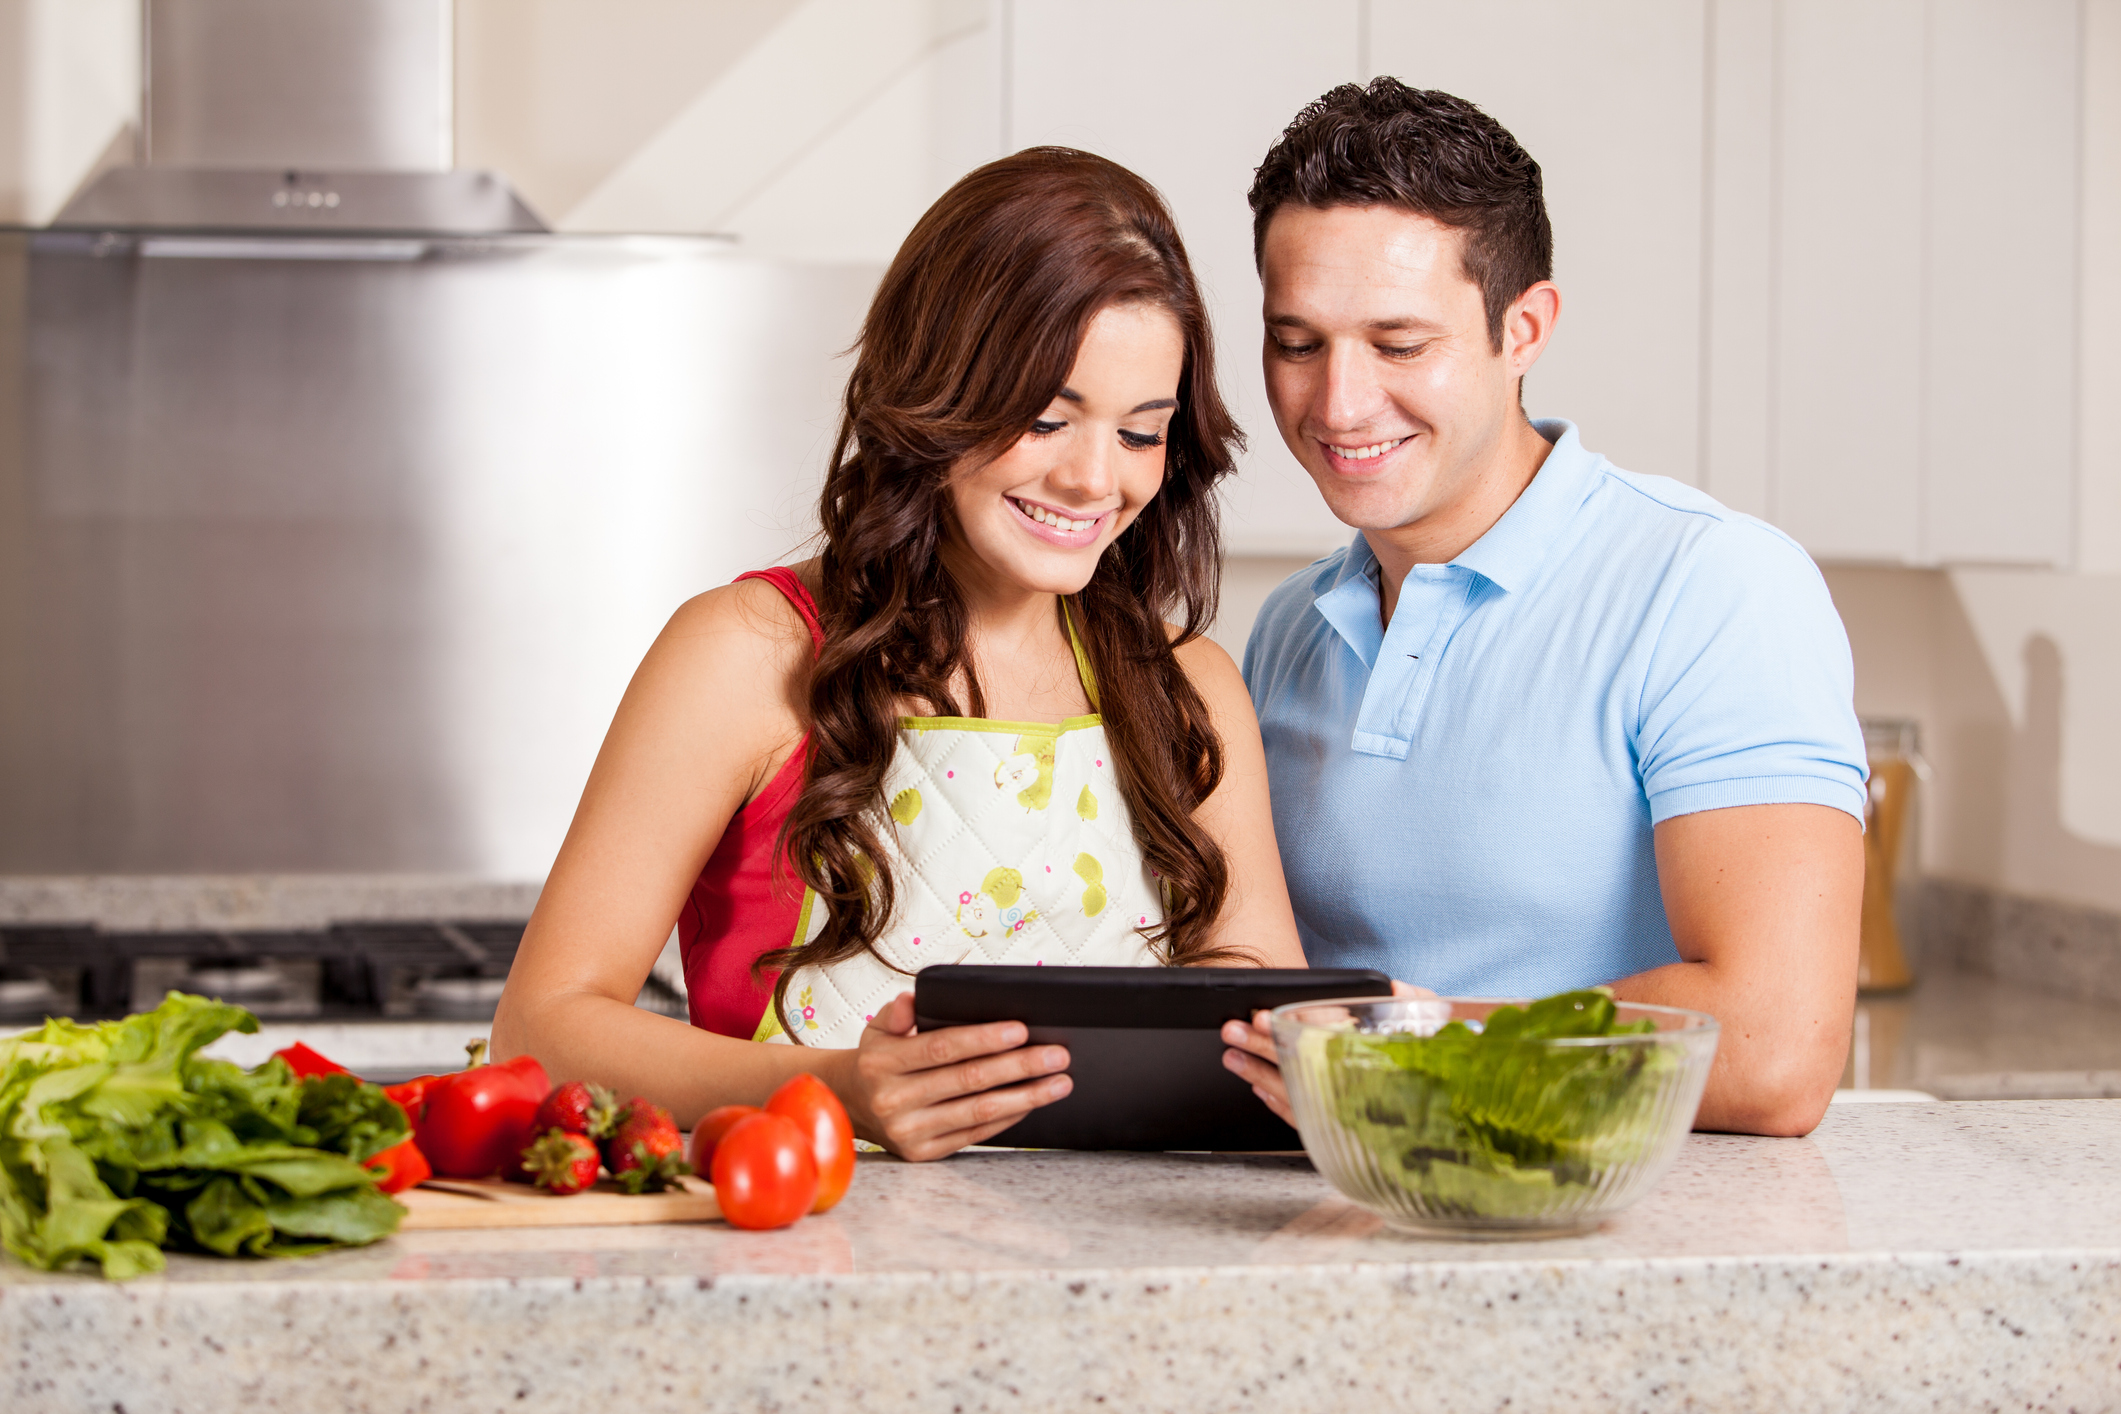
[1,0,2112,912]
[0,0,135,224]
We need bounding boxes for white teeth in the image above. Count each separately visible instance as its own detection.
[1013,497,1095,533]
[1335,438,1406,461]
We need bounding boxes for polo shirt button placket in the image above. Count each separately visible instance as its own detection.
[1351,565,1476,760]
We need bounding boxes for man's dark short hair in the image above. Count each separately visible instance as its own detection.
[1248,78,1553,352]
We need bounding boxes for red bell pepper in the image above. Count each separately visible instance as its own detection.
[415,1048,551,1179]
[364,1136,433,1194]
[272,1041,350,1080]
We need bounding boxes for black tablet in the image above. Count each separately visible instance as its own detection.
[912,964,1393,1151]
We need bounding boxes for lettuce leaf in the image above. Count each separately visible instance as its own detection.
[0,993,405,1278]
[1329,988,1675,1218]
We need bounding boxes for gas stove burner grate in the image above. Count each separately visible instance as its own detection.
[0,919,531,1022]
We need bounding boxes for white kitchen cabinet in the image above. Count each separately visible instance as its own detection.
[1368,0,1711,492]
[1009,0,1362,557]
[1709,0,2082,567]
[1768,0,1928,563]
[1922,0,2079,566]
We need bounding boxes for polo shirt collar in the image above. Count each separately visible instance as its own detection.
[1309,420,1596,665]
[1447,419,1595,594]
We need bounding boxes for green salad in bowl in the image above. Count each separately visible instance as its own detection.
[1273,989,1717,1237]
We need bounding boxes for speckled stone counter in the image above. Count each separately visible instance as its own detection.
[6,1102,2118,1413]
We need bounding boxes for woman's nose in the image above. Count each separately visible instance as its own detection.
[1048,435,1120,502]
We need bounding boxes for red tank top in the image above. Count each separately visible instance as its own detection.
[677,567,821,1039]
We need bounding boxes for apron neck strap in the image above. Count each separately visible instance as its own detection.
[1060,596,1101,714]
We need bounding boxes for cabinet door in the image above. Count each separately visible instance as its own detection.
[1771,0,1928,564]
[1369,0,1709,488]
[1009,0,1362,557]
[1923,0,2079,566]
[1754,0,2078,567]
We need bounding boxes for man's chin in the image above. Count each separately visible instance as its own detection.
[1311,478,1429,536]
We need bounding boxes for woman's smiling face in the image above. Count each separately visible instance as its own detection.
[946,301,1184,597]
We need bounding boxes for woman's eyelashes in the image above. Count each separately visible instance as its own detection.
[1024,419,1166,451]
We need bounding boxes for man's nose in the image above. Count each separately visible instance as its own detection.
[1315,341,1383,434]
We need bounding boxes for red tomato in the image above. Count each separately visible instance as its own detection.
[687,1104,760,1176]
[417,1054,550,1178]
[764,1073,856,1214]
[710,1112,818,1230]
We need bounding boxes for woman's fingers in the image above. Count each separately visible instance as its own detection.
[879,1073,1074,1160]
[1389,978,1436,999]
[876,1033,1070,1114]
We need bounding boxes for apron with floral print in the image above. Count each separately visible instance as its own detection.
[757,606,1163,1047]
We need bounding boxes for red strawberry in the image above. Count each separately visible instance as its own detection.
[533,1081,619,1141]
[605,1098,690,1194]
[520,1128,601,1196]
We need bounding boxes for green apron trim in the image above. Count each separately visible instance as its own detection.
[899,713,1102,734]
[1062,596,1101,712]
[756,886,820,1043]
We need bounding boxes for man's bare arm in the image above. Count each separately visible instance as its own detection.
[1609,802,1862,1137]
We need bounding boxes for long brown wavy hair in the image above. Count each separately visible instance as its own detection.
[759,148,1245,1026]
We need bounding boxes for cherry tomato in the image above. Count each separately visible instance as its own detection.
[710,1112,818,1230]
[764,1073,856,1214]
[417,1054,550,1178]
[687,1104,760,1176]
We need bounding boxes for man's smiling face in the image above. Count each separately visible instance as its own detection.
[1259,204,1529,539]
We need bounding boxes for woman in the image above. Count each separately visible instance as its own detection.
[492,149,1304,1160]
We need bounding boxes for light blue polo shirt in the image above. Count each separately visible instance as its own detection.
[1242,420,1866,995]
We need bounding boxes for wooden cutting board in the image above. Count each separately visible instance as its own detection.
[396,1175,722,1230]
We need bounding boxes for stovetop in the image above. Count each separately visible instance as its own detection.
[0,919,686,1026]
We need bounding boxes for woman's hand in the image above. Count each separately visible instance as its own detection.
[823,993,1073,1162]
[1220,980,1433,1126]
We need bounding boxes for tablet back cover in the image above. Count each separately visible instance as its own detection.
[913,966,1391,1151]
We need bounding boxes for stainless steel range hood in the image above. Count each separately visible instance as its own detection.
[1,0,880,880]
[52,0,548,239]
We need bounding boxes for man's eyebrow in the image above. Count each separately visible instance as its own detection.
[1055,388,1179,414]
[1264,314,1445,333]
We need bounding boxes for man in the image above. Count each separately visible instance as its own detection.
[1221,80,1865,1137]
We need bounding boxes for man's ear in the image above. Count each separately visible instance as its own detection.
[1502,280,1562,379]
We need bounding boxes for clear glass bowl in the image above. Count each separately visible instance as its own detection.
[1273,996,1719,1238]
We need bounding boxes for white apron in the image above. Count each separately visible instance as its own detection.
[757,608,1163,1047]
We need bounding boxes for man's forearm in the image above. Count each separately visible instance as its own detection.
[1608,958,1851,1136]
[1632,803,1865,1138]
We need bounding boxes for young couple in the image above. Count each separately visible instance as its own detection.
[493,82,1869,1155]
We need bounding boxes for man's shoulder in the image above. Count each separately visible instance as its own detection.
[1571,455,1819,589]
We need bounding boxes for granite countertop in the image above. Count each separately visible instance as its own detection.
[6,1100,2118,1413]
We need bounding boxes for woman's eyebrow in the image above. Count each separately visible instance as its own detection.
[1054,387,1178,414]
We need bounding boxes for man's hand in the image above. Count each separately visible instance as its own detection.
[1221,1011,1293,1122]
[1613,802,1862,1136]
[1221,981,1434,1125]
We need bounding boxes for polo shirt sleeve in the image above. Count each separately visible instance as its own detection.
[1633,518,1868,828]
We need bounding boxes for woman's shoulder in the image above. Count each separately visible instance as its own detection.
[1167,624,1250,711]
[650,568,820,716]
[666,565,819,655]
